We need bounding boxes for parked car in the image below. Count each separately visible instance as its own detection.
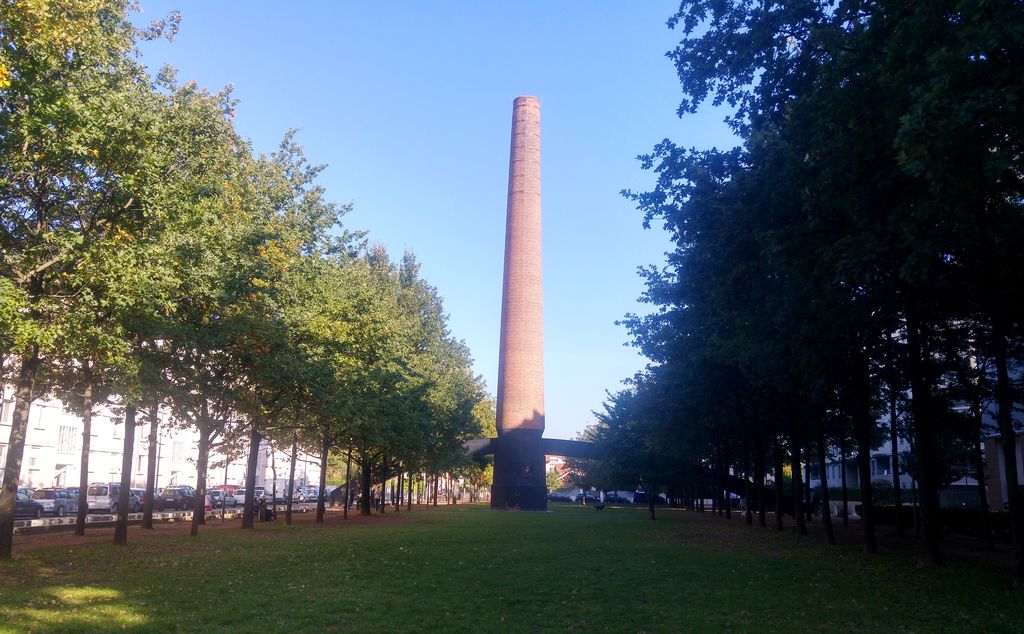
[294,486,319,502]
[209,489,237,508]
[155,485,196,511]
[15,491,44,519]
[233,488,268,505]
[604,492,633,505]
[575,492,601,505]
[31,487,78,517]
[86,482,140,514]
[546,492,573,503]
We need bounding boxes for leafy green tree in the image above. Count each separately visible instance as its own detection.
[0,0,178,558]
[624,0,1023,575]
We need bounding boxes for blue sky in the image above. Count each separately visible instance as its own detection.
[134,2,737,441]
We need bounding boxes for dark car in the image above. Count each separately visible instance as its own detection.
[155,485,197,511]
[546,492,573,503]
[15,491,44,519]
[575,492,601,505]
[604,492,633,505]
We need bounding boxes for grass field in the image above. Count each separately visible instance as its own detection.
[0,504,1020,632]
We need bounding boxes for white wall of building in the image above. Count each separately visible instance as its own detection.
[1,389,321,494]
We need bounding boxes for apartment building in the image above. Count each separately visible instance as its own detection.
[0,386,321,494]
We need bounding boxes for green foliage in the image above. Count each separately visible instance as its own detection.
[0,0,487,548]
[614,1,1024,564]
[545,468,561,492]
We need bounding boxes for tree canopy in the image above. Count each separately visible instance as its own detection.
[0,0,487,556]
[585,0,1024,580]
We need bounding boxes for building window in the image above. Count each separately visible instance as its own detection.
[113,423,121,439]
[172,441,184,464]
[58,425,78,454]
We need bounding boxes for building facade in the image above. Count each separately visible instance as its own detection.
[0,386,321,495]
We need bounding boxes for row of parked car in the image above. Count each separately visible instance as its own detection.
[545,491,667,505]
[14,482,332,519]
[207,485,328,506]
[12,483,218,519]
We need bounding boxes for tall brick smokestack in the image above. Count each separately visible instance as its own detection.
[492,96,547,510]
[497,96,544,435]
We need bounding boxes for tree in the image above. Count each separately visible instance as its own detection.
[624,0,1024,574]
[0,0,177,558]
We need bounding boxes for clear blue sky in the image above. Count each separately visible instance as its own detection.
[134,2,737,441]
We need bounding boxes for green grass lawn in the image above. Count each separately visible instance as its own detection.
[1,504,1020,632]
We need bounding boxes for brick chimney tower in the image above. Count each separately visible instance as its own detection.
[491,96,548,510]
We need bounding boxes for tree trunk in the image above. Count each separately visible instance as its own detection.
[379,455,387,515]
[241,425,262,529]
[714,446,724,518]
[743,440,753,525]
[190,423,211,537]
[792,434,807,537]
[142,399,159,530]
[0,349,40,559]
[113,404,137,546]
[773,439,785,531]
[316,430,329,524]
[816,420,836,546]
[887,330,904,537]
[406,471,413,511]
[433,474,439,506]
[992,317,1023,582]
[804,462,813,525]
[906,309,941,564]
[889,382,904,537]
[75,360,94,536]
[721,445,731,520]
[360,453,372,516]
[840,441,849,527]
[286,429,298,526]
[853,430,875,552]
[343,442,352,520]
[970,400,993,550]
[755,435,767,527]
[395,470,403,512]
[220,463,228,521]
[269,448,277,513]
[647,481,656,520]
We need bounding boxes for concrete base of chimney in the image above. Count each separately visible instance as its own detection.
[490,428,548,511]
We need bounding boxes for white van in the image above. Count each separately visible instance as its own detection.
[86,482,140,514]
